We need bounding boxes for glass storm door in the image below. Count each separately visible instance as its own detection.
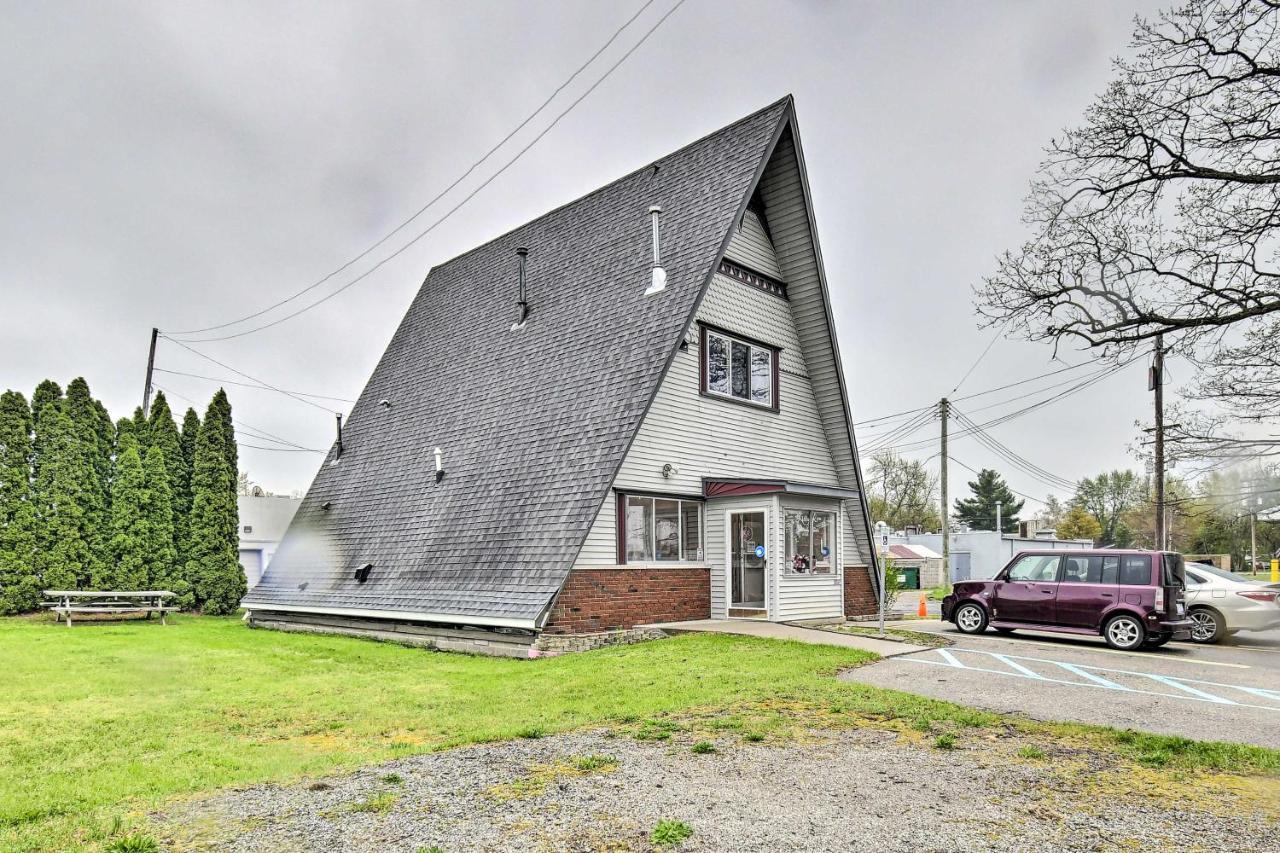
[730,510,767,610]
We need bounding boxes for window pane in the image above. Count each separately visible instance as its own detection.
[707,334,729,394]
[750,348,772,405]
[681,502,701,561]
[787,510,812,572]
[1101,556,1119,585]
[1007,555,1059,582]
[1120,555,1152,586]
[1061,556,1111,584]
[731,340,750,399]
[625,496,652,562]
[812,513,833,573]
[654,499,680,561]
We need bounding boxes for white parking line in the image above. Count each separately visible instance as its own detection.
[934,630,1251,668]
[905,648,1280,712]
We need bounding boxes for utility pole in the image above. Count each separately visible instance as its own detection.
[940,397,950,588]
[996,501,1002,535]
[142,327,159,414]
[1151,335,1165,551]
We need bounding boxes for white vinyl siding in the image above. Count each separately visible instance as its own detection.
[773,495,844,621]
[726,209,783,278]
[572,130,874,622]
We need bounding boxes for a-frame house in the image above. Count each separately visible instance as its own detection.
[243,96,881,655]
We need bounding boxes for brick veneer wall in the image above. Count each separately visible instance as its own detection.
[844,566,877,617]
[543,567,711,634]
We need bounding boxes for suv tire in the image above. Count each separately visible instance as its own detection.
[1188,607,1225,644]
[954,602,988,635]
[1103,613,1145,650]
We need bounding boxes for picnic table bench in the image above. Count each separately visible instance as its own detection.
[42,590,178,626]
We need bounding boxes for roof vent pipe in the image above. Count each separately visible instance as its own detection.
[644,206,667,296]
[511,247,529,330]
[434,446,445,483]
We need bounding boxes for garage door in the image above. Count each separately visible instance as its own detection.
[239,549,264,587]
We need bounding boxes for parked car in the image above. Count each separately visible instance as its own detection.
[941,550,1194,650]
[1182,562,1280,643]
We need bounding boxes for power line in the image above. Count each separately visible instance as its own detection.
[152,367,354,404]
[877,361,1130,456]
[160,336,340,415]
[853,360,1096,429]
[167,0,688,344]
[153,383,322,453]
[239,443,324,454]
[167,0,659,337]
[949,455,1048,506]
[950,328,1000,395]
[951,408,1076,491]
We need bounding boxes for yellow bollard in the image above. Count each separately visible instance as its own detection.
[1272,559,1279,584]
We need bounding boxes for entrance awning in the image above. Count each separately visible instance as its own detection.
[703,479,861,500]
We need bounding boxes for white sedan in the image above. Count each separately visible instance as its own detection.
[1183,562,1280,643]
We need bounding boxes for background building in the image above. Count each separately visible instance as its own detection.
[887,529,1092,582]
[237,495,303,587]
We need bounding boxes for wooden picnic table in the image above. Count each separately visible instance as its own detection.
[42,590,178,626]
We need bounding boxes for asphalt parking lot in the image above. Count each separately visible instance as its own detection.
[840,620,1280,749]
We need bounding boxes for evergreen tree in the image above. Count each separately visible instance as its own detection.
[178,407,200,568]
[113,417,137,457]
[144,445,185,606]
[29,379,62,483]
[147,392,188,566]
[187,391,244,614]
[34,405,95,590]
[132,405,150,453]
[0,391,40,613]
[953,468,1024,533]
[63,379,110,573]
[102,445,150,590]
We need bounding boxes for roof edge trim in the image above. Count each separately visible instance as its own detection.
[243,603,538,630]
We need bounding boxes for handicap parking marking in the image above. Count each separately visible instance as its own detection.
[907,647,1280,712]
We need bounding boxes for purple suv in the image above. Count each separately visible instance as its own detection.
[941,550,1194,650]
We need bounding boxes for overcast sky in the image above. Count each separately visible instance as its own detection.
[1,0,1170,508]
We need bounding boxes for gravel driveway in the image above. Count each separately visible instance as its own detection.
[154,722,1278,852]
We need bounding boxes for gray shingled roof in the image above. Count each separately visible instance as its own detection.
[243,97,793,627]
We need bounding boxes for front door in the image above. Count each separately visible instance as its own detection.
[729,510,767,614]
[993,554,1062,624]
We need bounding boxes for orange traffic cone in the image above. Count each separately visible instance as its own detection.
[917,593,928,618]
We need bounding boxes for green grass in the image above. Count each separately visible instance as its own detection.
[689,740,716,754]
[3,613,1277,851]
[650,818,694,846]
[0,614,875,850]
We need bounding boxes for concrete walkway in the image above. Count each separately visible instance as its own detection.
[646,619,921,658]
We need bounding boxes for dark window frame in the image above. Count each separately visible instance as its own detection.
[615,490,706,565]
[698,322,780,413]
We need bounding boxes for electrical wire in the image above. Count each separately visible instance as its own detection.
[166,0,660,337]
[949,455,1048,506]
[160,336,340,415]
[153,384,324,453]
[950,328,1000,395]
[152,367,354,404]
[167,0,688,344]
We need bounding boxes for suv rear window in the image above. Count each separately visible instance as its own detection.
[1119,555,1152,585]
[1161,553,1185,588]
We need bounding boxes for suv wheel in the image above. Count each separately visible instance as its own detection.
[954,602,988,634]
[1103,614,1145,650]
[1189,607,1225,644]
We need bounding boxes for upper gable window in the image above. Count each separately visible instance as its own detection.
[700,324,778,411]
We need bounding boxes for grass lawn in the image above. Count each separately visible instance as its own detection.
[2,614,1277,851]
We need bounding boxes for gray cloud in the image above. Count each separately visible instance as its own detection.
[0,0,1167,501]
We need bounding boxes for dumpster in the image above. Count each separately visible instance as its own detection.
[897,565,920,590]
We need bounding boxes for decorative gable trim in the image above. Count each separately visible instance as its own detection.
[717,258,788,300]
